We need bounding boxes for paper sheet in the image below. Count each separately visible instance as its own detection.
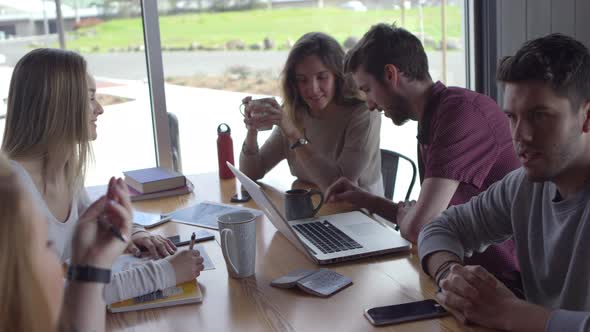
[166,200,262,230]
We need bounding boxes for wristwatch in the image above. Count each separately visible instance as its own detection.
[67,265,112,283]
[290,137,309,150]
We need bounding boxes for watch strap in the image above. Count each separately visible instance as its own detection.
[290,137,309,150]
[67,265,112,284]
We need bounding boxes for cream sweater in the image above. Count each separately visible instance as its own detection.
[240,103,383,195]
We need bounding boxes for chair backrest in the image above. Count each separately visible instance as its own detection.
[168,112,182,173]
[380,149,417,201]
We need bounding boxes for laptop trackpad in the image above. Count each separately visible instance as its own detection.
[344,223,383,237]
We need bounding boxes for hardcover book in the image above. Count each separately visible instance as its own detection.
[128,179,194,202]
[124,167,186,194]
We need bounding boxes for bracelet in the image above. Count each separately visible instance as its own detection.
[131,228,150,236]
[67,265,112,284]
[433,259,460,278]
[433,260,461,286]
[435,266,453,287]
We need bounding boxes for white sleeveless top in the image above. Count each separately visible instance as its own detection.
[11,160,176,304]
[11,160,85,260]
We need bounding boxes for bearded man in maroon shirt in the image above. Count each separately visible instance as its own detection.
[326,23,520,277]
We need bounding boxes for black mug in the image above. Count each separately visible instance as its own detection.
[284,188,324,220]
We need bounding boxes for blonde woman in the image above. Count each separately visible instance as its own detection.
[240,32,382,194]
[0,151,132,332]
[1,48,204,304]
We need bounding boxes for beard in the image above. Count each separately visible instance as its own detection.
[384,92,413,126]
[520,134,583,183]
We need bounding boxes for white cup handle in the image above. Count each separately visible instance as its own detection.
[221,228,239,276]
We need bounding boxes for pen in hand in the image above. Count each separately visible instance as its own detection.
[189,232,196,250]
[100,177,129,243]
[98,213,128,243]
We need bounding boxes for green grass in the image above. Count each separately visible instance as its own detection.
[67,6,462,52]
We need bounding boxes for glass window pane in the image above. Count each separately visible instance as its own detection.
[155,1,468,200]
[0,0,158,186]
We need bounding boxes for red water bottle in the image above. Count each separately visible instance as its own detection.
[217,123,235,179]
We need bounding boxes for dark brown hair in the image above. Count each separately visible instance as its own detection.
[497,33,590,110]
[344,23,431,82]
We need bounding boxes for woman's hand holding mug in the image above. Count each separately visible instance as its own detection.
[241,96,282,131]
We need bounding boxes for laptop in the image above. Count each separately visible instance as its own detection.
[227,162,411,265]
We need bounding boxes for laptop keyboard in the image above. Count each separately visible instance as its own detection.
[293,220,363,254]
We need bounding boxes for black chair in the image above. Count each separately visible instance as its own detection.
[380,149,417,201]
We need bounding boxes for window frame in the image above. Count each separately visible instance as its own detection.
[139,1,476,174]
[140,0,173,170]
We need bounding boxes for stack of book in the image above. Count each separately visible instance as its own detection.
[123,167,193,201]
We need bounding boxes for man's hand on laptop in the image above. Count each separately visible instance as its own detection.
[326,177,400,224]
[325,177,374,209]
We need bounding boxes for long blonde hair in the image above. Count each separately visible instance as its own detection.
[1,48,91,194]
[280,32,364,131]
[0,152,53,332]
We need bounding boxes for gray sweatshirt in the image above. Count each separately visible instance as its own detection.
[418,168,590,332]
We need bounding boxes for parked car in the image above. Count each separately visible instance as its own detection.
[339,0,367,11]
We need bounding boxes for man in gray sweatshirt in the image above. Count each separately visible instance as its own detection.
[418,33,590,331]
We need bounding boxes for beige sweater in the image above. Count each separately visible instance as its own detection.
[240,103,383,195]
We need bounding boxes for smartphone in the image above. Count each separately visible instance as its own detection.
[167,230,215,247]
[133,211,172,229]
[364,299,448,326]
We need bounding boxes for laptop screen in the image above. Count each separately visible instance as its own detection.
[226,162,315,261]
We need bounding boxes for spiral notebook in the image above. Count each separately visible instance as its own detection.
[108,280,202,313]
[107,252,214,312]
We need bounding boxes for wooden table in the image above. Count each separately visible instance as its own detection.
[106,172,491,332]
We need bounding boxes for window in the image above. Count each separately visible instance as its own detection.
[156,0,469,200]
[0,0,158,185]
[1,0,470,200]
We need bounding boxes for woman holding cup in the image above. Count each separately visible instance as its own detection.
[240,32,383,195]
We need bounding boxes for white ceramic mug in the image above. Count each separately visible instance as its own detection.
[218,211,257,278]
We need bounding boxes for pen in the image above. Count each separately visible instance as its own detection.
[108,225,127,243]
[189,232,196,250]
[98,214,127,243]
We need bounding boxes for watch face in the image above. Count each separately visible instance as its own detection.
[290,137,308,150]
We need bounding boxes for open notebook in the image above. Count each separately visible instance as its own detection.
[107,254,203,313]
